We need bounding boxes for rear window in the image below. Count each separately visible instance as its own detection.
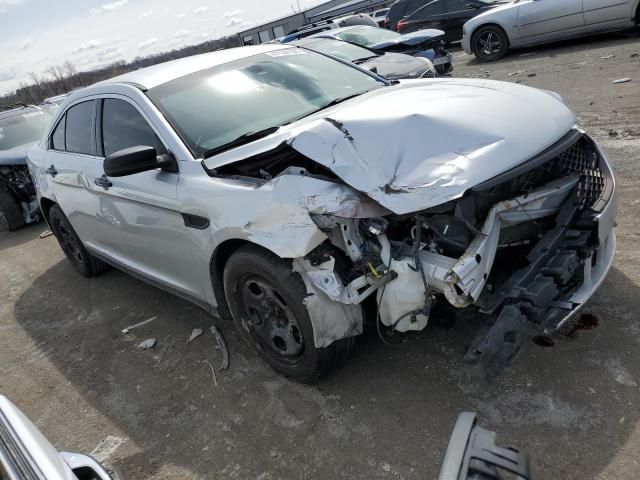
[0,108,55,151]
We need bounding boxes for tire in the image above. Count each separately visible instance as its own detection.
[223,245,354,383]
[0,190,25,231]
[49,205,110,277]
[472,25,509,62]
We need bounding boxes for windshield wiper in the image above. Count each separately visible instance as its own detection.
[202,126,280,159]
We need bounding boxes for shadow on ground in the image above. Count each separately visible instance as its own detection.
[12,251,640,478]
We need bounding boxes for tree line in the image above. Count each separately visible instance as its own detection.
[0,35,241,108]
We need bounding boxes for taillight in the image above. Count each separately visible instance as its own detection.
[397,19,407,32]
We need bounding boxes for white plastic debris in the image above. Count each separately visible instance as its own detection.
[188,328,203,343]
[90,436,127,463]
[613,78,632,84]
[121,316,157,334]
[601,55,615,59]
[210,325,230,371]
[39,230,53,239]
[138,338,156,350]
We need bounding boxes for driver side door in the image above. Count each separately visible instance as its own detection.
[517,0,585,44]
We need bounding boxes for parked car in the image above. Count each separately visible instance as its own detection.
[372,7,390,27]
[0,103,57,231]
[312,25,452,74]
[28,45,616,383]
[386,0,501,32]
[279,14,378,43]
[463,0,640,61]
[293,37,437,79]
[0,395,113,480]
[395,0,503,41]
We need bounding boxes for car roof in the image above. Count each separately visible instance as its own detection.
[0,104,43,120]
[94,44,293,91]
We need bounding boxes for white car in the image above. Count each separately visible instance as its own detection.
[28,44,616,382]
[462,0,640,61]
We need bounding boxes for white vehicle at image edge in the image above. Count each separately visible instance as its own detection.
[0,395,112,480]
[462,0,640,61]
[27,44,616,382]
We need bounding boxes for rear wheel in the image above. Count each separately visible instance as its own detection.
[49,205,109,277]
[223,245,354,383]
[472,25,509,62]
[0,190,25,231]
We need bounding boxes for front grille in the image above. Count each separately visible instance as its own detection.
[485,136,605,209]
[422,69,436,78]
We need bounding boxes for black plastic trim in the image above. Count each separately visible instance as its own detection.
[182,213,210,230]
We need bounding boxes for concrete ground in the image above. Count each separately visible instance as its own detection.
[1,33,639,479]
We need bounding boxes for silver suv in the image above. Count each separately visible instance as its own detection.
[28,44,616,382]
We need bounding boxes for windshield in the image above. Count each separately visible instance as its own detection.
[334,26,400,47]
[297,38,378,63]
[0,107,57,151]
[148,49,384,157]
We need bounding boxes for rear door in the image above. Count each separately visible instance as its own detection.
[404,1,447,35]
[444,0,482,41]
[92,96,204,299]
[45,100,101,244]
[517,0,584,42]
[583,0,631,27]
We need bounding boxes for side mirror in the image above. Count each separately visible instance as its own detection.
[104,145,178,177]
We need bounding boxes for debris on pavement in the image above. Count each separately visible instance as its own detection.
[138,338,157,350]
[508,70,524,76]
[90,435,127,463]
[601,55,615,59]
[203,359,218,388]
[520,52,536,57]
[210,325,230,371]
[527,73,537,77]
[188,328,203,343]
[39,230,53,239]
[612,78,632,84]
[631,53,639,58]
[121,316,157,334]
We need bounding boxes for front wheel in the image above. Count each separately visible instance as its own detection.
[472,25,509,62]
[0,190,25,231]
[223,245,354,383]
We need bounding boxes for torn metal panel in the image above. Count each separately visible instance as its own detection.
[444,175,580,307]
[293,259,364,348]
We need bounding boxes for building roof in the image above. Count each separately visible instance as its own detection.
[96,45,289,90]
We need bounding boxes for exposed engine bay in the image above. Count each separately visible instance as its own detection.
[0,164,40,226]
[289,132,615,375]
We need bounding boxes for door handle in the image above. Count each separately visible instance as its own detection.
[94,175,113,189]
[45,165,57,177]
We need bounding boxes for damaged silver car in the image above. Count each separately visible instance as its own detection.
[28,44,616,382]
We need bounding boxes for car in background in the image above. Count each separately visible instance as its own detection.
[312,25,452,74]
[372,7,390,27]
[279,13,378,43]
[463,0,640,61]
[0,395,113,479]
[395,0,503,41]
[0,103,58,231]
[294,37,437,79]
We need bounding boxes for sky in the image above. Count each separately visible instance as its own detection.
[0,0,327,95]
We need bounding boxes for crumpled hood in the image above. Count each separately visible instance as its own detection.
[369,29,445,49]
[205,79,576,215]
[0,144,31,166]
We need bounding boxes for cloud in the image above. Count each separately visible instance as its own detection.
[20,38,33,50]
[138,37,158,50]
[96,46,125,63]
[140,10,153,19]
[72,39,102,54]
[177,13,186,18]
[90,0,128,14]
[173,29,190,38]
[225,18,242,28]
[0,0,25,14]
[0,67,16,82]
[193,6,210,14]
[224,9,242,18]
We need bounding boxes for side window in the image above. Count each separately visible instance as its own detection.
[411,1,446,19]
[65,101,96,155]
[51,115,66,151]
[447,0,472,12]
[407,0,429,14]
[102,99,167,157]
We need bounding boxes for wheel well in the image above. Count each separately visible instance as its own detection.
[40,197,56,226]
[210,239,262,320]
[471,23,510,49]
[635,2,640,24]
